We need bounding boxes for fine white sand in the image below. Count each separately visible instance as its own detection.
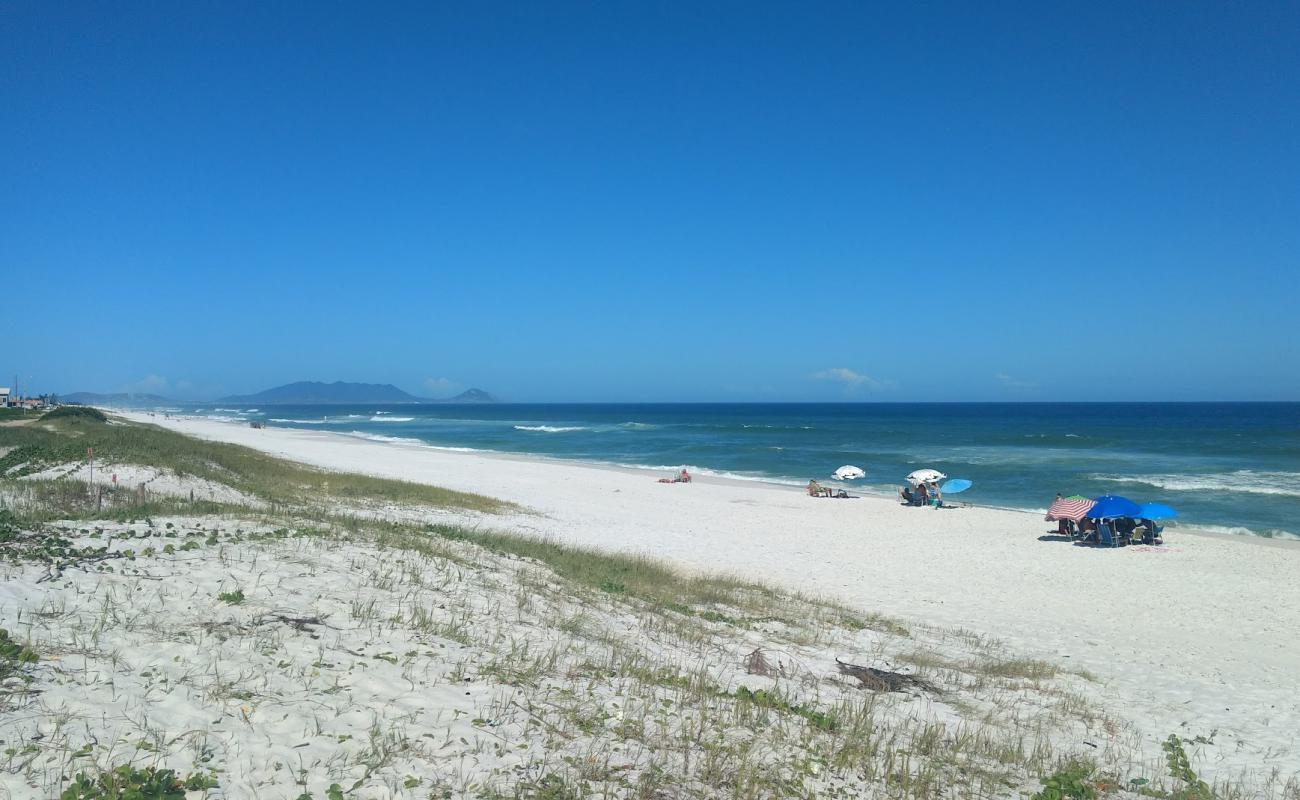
[117,412,1300,787]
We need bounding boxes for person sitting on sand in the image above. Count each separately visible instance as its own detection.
[916,482,930,506]
[1115,516,1137,543]
[928,482,942,508]
[899,485,916,505]
[1137,517,1164,545]
[660,468,692,484]
[808,480,826,497]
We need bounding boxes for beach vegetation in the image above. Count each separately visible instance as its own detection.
[0,628,38,684]
[1032,760,1098,800]
[0,412,516,519]
[733,685,839,731]
[43,405,108,423]
[59,764,218,799]
[1160,735,1215,799]
[413,522,904,637]
[217,588,245,605]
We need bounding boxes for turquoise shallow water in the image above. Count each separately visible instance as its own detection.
[184,402,1300,539]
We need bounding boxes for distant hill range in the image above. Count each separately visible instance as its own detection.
[61,392,172,406]
[217,381,497,405]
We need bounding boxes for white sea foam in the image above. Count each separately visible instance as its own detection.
[244,409,259,413]
[619,463,805,487]
[1179,524,1300,541]
[1092,470,1300,498]
[369,416,415,422]
[514,425,587,433]
[620,422,655,429]
[269,418,330,424]
[345,431,426,445]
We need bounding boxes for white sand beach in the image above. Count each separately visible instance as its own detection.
[109,411,1300,790]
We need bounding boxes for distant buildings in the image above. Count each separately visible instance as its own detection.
[0,387,53,409]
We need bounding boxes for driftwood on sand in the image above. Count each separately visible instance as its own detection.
[835,657,938,694]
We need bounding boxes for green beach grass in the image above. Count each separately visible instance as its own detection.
[0,409,516,519]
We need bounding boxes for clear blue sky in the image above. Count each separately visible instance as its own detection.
[4,2,1298,401]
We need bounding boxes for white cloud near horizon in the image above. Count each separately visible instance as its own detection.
[810,368,896,393]
[994,372,1038,389]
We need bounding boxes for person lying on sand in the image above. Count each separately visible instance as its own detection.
[809,480,849,498]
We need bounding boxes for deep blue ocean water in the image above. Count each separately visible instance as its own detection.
[184,402,1300,539]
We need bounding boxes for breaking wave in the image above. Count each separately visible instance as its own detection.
[515,425,587,433]
[1179,524,1300,541]
[345,431,425,445]
[1092,470,1300,498]
[369,416,414,422]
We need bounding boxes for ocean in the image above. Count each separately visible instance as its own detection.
[185,402,1300,539]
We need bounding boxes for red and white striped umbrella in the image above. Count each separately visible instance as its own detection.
[1045,496,1095,522]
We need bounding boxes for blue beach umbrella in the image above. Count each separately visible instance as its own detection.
[1136,503,1178,520]
[1088,495,1141,519]
[940,478,973,494]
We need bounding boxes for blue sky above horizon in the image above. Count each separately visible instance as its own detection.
[4,2,1298,402]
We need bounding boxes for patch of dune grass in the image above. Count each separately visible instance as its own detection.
[0,407,42,422]
[373,521,907,637]
[0,414,516,516]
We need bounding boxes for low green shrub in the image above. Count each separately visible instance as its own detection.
[0,628,39,681]
[43,405,108,423]
[1033,760,1097,800]
[60,764,217,799]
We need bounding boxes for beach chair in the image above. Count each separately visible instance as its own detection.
[1096,523,1117,548]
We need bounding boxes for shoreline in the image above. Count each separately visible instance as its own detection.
[170,409,1300,548]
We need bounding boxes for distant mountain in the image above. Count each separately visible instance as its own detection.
[62,392,172,406]
[216,381,497,405]
[446,388,497,403]
[218,381,421,405]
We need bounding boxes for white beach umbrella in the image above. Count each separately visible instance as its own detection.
[906,468,946,485]
[834,465,865,480]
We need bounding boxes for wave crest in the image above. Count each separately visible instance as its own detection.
[515,425,587,433]
[1092,470,1300,498]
